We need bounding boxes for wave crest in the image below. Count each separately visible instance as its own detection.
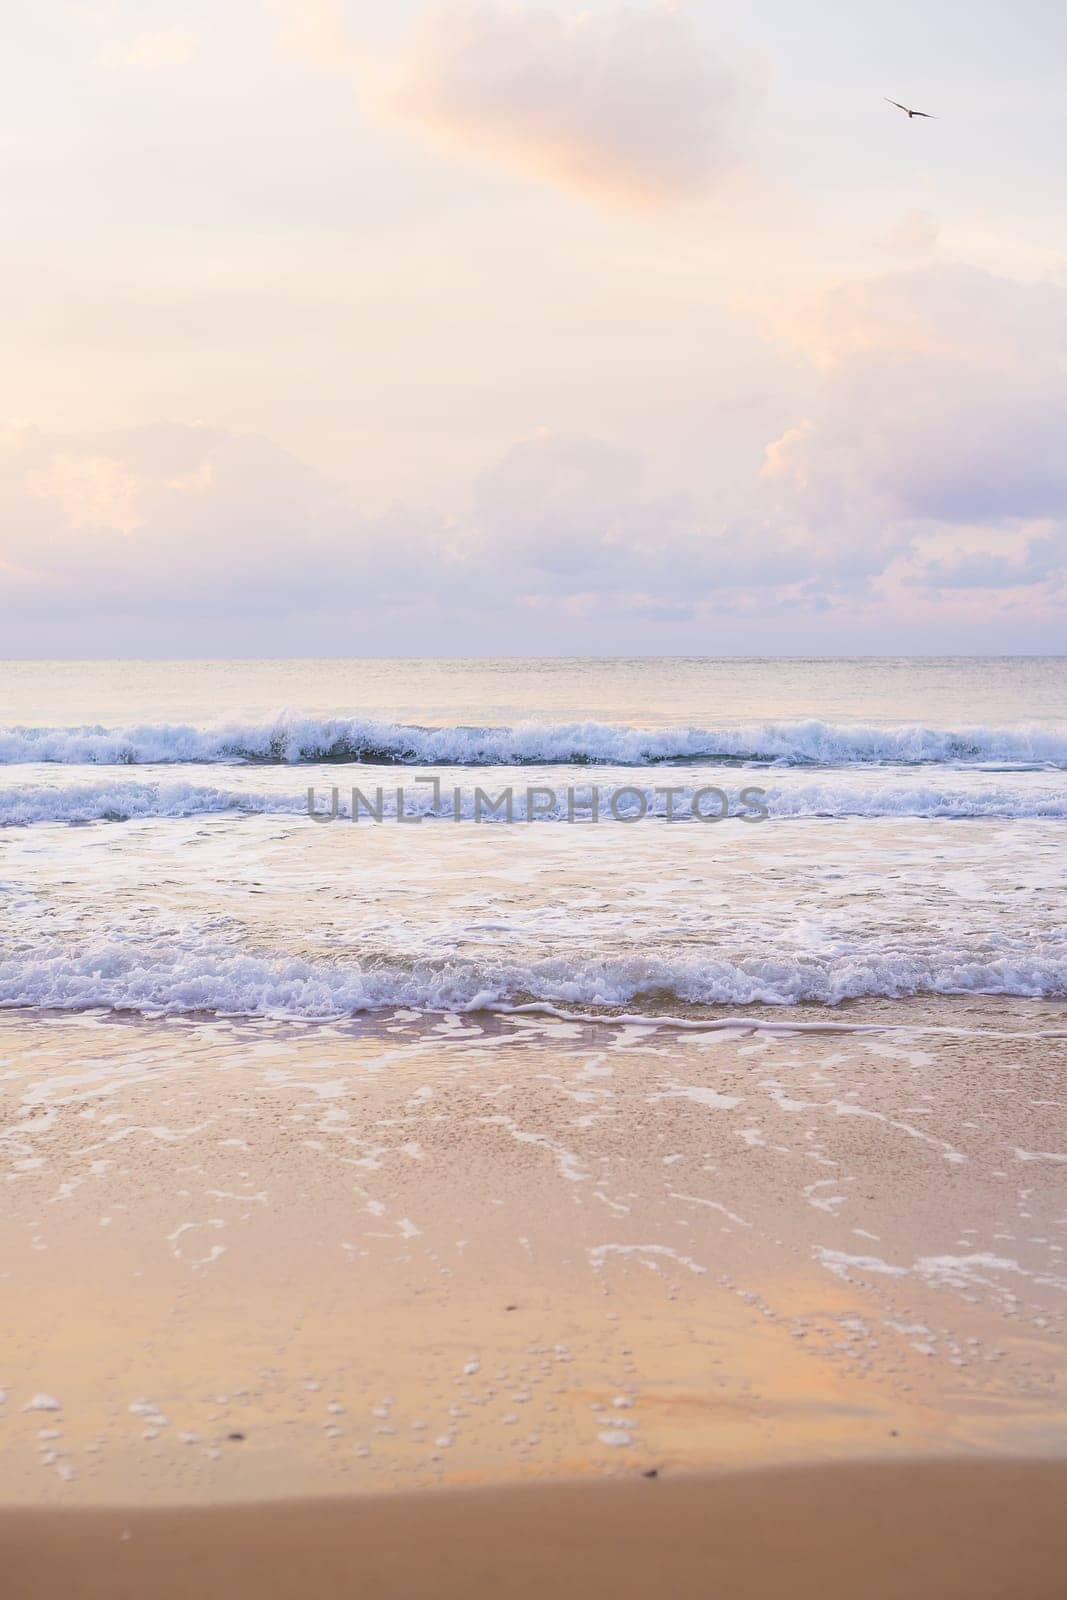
[1,937,1064,1019]
[2,715,1066,768]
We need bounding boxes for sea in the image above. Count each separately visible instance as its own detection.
[1,656,1065,1027]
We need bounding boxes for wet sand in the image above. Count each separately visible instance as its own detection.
[1,1005,1064,1590]
[5,1459,1067,1600]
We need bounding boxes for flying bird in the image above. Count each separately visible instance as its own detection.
[885,98,938,119]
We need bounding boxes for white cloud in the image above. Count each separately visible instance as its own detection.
[385,1,745,210]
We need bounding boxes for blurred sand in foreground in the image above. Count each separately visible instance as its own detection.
[4,1459,1066,1600]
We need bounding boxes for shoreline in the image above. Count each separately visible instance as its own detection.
[2,990,1065,1037]
[5,1458,1066,1599]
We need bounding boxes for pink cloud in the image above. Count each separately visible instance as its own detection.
[386,2,745,210]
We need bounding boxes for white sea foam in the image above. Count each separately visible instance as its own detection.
[1,934,1063,1020]
[1,715,1065,768]
[2,774,1064,826]
[0,781,287,826]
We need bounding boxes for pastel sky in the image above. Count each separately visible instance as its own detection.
[2,0,1065,655]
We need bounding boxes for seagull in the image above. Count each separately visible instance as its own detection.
[885,98,938,119]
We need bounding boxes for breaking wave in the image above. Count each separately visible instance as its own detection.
[2,715,1066,768]
[1,935,1064,1019]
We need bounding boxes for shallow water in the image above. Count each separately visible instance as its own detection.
[1,657,1064,1024]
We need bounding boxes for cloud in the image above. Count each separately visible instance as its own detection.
[2,406,1063,654]
[0,424,401,620]
[906,524,1067,591]
[476,432,651,577]
[760,265,1067,536]
[473,432,820,603]
[752,264,1067,618]
[385,2,744,210]
[26,452,143,537]
[0,423,826,640]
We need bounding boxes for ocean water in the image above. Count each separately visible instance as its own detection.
[1,657,1065,1025]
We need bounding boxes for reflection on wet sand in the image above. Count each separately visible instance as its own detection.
[1,1008,1062,1506]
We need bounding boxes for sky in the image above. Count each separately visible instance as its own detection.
[1,0,1065,656]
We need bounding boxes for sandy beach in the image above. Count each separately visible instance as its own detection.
[2,1002,1064,1592]
[5,1459,1067,1600]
